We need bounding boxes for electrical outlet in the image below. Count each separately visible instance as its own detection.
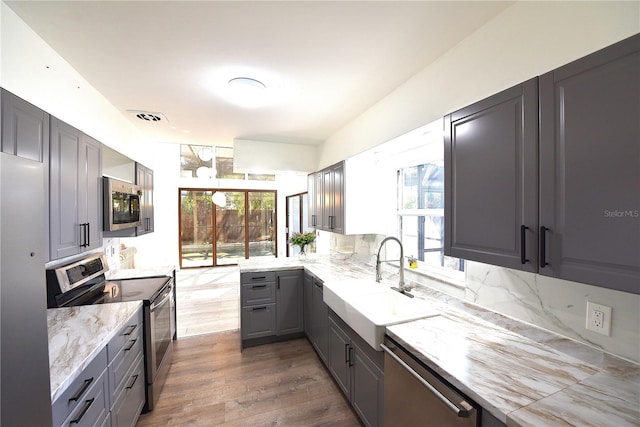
[586,301,612,336]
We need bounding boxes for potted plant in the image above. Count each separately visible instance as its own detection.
[290,231,316,260]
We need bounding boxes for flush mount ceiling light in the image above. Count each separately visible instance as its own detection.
[225,77,268,108]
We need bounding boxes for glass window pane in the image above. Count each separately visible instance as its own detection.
[248,192,276,259]
[179,190,214,267]
[180,145,213,178]
[215,191,247,265]
[216,147,245,180]
[248,173,276,181]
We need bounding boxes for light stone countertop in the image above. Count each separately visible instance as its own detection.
[239,255,640,427]
[47,301,142,402]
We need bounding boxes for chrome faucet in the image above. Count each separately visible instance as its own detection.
[376,236,413,297]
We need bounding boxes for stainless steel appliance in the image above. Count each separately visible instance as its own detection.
[381,336,479,427]
[103,177,143,231]
[46,253,174,412]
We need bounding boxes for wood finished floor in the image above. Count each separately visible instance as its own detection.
[136,331,361,426]
[140,266,361,426]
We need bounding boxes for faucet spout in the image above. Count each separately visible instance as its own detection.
[375,236,407,293]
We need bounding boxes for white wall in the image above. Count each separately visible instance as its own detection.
[319,1,640,167]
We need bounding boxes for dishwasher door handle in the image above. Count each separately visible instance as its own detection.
[380,343,474,418]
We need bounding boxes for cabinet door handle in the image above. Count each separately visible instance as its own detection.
[311,214,316,227]
[68,377,94,402]
[86,223,90,246]
[277,277,280,290]
[252,306,267,311]
[348,346,354,367]
[251,276,266,280]
[69,398,95,424]
[345,343,350,363]
[123,325,137,336]
[251,284,267,289]
[313,281,323,289]
[540,226,549,268]
[124,338,137,351]
[126,374,139,390]
[520,225,529,264]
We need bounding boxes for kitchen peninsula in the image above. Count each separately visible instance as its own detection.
[239,256,640,427]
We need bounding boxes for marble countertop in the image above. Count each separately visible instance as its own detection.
[239,256,640,427]
[47,301,142,402]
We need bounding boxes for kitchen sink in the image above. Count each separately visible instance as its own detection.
[323,279,440,350]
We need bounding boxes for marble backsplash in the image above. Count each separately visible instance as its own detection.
[327,232,640,363]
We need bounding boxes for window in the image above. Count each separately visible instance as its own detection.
[398,157,464,281]
[180,145,275,181]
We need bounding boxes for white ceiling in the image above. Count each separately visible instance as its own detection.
[6,1,512,148]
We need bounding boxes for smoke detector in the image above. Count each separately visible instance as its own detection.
[126,110,169,123]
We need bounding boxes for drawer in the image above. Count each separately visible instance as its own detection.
[111,355,145,427]
[108,325,144,406]
[52,347,108,427]
[59,367,109,427]
[241,304,276,339]
[241,282,276,306]
[241,271,276,284]
[107,308,143,363]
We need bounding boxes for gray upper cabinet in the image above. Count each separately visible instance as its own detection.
[539,34,640,293]
[276,270,304,336]
[308,160,345,233]
[50,116,102,260]
[1,88,49,163]
[136,162,154,235]
[444,78,539,272]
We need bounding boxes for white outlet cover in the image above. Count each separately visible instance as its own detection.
[586,301,612,336]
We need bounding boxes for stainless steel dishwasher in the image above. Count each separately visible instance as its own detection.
[381,336,479,427]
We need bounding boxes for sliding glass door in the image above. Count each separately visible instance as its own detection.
[179,189,277,268]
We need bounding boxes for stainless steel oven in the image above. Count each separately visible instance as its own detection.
[46,253,175,412]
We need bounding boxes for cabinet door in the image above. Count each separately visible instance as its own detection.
[79,134,102,251]
[445,78,538,272]
[539,34,640,293]
[328,317,351,397]
[314,171,324,230]
[351,341,383,427]
[1,89,49,163]
[303,272,313,338]
[330,162,345,234]
[307,173,318,228]
[276,270,303,335]
[311,279,329,364]
[49,117,82,259]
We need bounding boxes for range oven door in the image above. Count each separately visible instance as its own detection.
[145,278,174,411]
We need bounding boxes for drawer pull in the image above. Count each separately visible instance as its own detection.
[68,378,93,402]
[251,276,266,280]
[123,325,137,336]
[70,398,95,424]
[252,306,267,311]
[124,338,137,351]
[126,374,139,390]
[251,284,267,289]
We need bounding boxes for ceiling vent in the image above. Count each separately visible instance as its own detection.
[126,110,169,124]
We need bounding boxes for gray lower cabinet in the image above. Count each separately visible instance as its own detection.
[107,308,145,427]
[1,88,49,163]
[49,116,102,260]
[52,347,110,427]
[538,34,640,294]
[240,270,303,347]
[136,162,154,235]
[444,78,538,272]
[308,273,329,365]
[276,270,304,335]
[328,310,383,427]
[51,308,145,427]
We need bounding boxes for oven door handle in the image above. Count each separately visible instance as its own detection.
[150,288,172,312]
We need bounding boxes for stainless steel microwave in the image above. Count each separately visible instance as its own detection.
[103,177,143,231]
